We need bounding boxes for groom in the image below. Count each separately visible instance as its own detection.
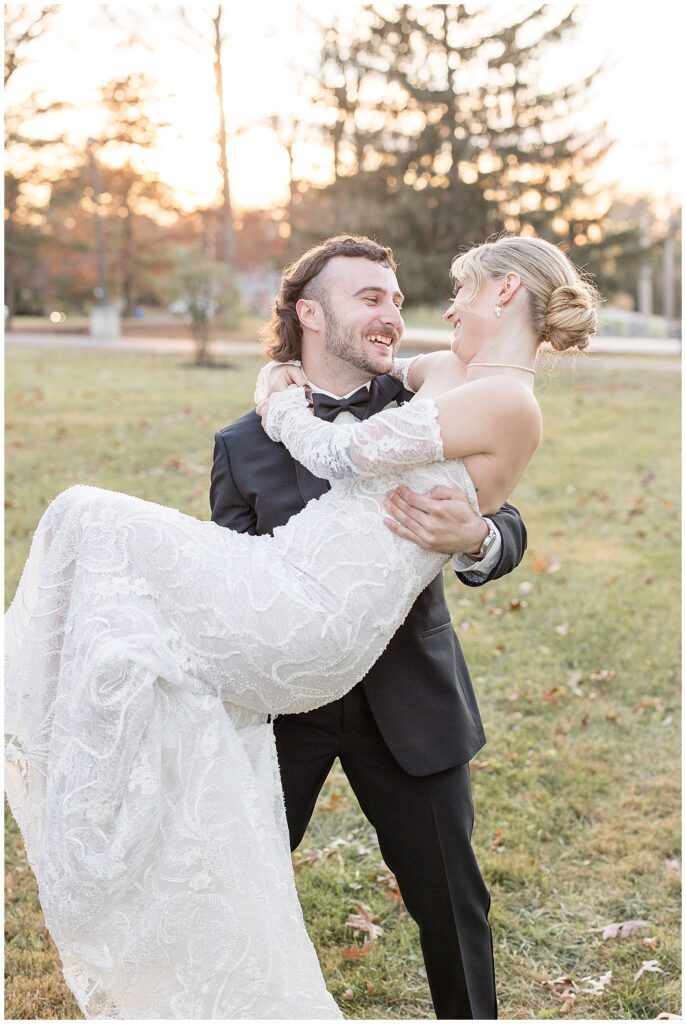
[210,235,527,1019]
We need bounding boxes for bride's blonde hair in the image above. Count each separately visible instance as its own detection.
[451,235,601,352]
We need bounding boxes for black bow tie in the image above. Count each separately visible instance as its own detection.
[311,387,371,422]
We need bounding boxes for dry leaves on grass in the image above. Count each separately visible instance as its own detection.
[592,919,650,940]
[635,696,665,714]
[487,598,528,616]
[568,670,584,696]
[634,960,664,982]
[546,970,612,1014]
[375,871,405,908]
[339,941,374,962]
[346,902,384,943]
[491,829,506,849]
[530,553,562,574]
[581,971,613,995]
[589,669,616,683]
[545,975,577,1015]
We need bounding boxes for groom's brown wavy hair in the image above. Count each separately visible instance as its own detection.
[261,234,397,362]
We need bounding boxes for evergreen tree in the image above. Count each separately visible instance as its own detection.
[308,4,612,303]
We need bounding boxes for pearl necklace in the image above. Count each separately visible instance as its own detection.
[469,362,537,375]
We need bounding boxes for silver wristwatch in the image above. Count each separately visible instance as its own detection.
[474,517,497,561]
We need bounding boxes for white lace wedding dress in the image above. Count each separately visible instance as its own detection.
[5,388,479,1019]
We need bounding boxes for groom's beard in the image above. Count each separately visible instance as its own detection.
[323,304,394,378]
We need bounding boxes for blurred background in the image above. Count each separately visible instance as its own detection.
[4,2,682,357]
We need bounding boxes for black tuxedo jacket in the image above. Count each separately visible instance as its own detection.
[210,374,527,775]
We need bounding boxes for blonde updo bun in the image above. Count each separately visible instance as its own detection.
[450,235,601,352]
[544,283,599,352]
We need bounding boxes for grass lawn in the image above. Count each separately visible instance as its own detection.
[4,347,681,1020]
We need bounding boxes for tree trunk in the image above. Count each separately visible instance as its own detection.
[212,5,235,269]
[192,317,212,366]
[121,200,136,317]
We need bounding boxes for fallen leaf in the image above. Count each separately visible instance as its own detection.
[568,670,584,696]
[366,981,375,995]
[634,959,663,982]
[580,970,612,994]
[545,975,577,1013]
[491,829,506,848]
[589,669,616,683]
[342,987,354,999]
[546,559,562,574]
[508,598,528,611]
[293,848,323,869]
[339,942,374,961]
[555,622,569,636]
[542,687,560,702]
[664,859,680,872]
[643,937,658,949]
[346,902,383,942]
[546,974,575,994]
[519,581,533,594]
[593,919,650,940]
[635,697,664,714]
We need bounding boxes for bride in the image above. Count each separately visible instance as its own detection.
[5,235,598,1019]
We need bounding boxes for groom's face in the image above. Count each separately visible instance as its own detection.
[318,257,405,377]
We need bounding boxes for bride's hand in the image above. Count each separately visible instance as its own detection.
[258,385,312,436]
[258,364,309,415]
[269,363,309,393]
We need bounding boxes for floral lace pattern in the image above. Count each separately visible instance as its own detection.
[389,355,419,392]
[5,402,477,1019]
[264,386,444,481]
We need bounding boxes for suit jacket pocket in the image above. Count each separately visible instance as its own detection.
[420,621,453,639]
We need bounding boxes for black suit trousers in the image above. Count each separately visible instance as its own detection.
[274,685,497,1020]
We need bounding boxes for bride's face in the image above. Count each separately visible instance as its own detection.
[320,257,405,377]
[444,274,503,361]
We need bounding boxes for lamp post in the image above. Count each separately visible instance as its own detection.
[86,137,120,338]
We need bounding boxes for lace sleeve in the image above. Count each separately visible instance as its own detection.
[253,360,302,405]
[263,386,444,481]
[389,356,420,393]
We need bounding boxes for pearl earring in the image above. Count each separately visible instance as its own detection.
[494,303,502,317]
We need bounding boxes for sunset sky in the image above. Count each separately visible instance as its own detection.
[7,2,682,215]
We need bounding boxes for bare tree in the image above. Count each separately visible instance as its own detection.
[176,4,235,270]
[211,5,235,267]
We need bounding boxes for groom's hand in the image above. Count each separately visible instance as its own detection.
[383,485,488,557]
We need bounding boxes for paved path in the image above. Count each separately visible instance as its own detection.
[6,329,682,369]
